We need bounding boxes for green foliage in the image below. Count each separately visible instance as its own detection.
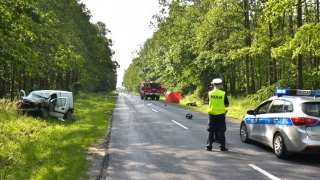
[246,79,298,102]
[173,93,256,121]
[291,23,320,57]
[0,93,117,179]
[247,85,276,102]
[0,0,118,99]
[263,0,296,22]
[123,0,320,99]
[122,58,143,93]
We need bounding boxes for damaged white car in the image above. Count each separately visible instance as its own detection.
[18,90,74,120]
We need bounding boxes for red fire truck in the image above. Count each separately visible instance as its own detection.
[139,81,165,100]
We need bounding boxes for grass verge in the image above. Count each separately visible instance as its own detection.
[0,92,117,180]
[160,95,259,121]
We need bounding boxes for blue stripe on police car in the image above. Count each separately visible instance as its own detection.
[244,117,293,126]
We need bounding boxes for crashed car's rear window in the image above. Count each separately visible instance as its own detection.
[301,102,320,117]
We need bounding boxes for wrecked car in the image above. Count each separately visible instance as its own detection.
[18,90,74,119]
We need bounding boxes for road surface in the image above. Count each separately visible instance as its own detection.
[96,93,320,180]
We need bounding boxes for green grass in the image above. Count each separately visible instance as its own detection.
[0,92,117,180]
[160,95,259,121]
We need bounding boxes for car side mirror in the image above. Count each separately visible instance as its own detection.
[247,110,255,115]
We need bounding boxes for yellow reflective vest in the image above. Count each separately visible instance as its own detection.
[207,89,226,115]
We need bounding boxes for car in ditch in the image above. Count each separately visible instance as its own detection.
[240,88,320,159]
[18,89,74,119]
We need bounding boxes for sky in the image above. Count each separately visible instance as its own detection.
[80,0,162,88]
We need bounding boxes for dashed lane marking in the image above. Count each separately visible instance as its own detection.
[172,120,188,129]
[248,164,281,180]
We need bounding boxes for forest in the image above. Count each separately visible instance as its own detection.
[0,0,118,101]
[123,0,320,99]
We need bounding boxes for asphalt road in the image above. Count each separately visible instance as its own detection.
[102,93,320,180]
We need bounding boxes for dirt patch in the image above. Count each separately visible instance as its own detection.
[86,116,112,180]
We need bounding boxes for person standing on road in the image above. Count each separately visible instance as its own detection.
[205,78,229,151]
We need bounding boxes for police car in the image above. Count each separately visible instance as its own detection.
[240,88,320,159]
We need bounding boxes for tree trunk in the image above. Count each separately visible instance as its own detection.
[0,65,7,99]
[244,0,251,94]
[66,71,71,91]
[268,23,274,85]
[10,67,15,101]
[229,61,236,97]
[315,0,320,89]
[297,0,303,89]
[23,69,27,91]
[250,56,255,92]
[56,72,62,90]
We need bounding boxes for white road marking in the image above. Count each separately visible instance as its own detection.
[172,120,188,129]
[133,105,144,108]
[114,107,129,109]
[152,109,158,112]
[248,164,281,180]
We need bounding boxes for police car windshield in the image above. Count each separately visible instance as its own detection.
[301,102,320,117]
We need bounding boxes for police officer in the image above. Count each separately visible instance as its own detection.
[205,78,229,151]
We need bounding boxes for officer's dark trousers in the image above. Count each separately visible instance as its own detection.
[206,114,226,149]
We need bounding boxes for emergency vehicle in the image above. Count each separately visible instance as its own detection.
[240,88,320,159]
[139,81,165,100]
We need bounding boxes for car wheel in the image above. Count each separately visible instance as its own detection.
[64,110,72,119]
[240,122,249,143]
[273,133,288,159]
[41,108,49,118]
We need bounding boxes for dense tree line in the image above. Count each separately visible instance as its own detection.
[123,0,320,99]
[0,0,118,100]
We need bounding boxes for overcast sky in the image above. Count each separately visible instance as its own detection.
[80,0,162,88]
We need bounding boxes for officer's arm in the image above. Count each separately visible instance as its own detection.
[206,93,209,102]
[224,95,229,107]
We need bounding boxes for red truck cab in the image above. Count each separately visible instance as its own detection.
[139,81,165,100]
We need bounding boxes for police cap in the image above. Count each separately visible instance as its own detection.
[211,78,222,85]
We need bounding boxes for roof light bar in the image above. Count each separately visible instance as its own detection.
[274,88,320,97]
